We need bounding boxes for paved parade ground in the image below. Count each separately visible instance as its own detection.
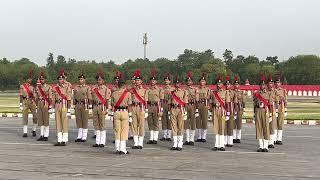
[0,118,319,180]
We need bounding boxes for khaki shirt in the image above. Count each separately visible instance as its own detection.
[198,86,211,100]
[169,88,188,105]
[253,89,273,109]
[73,84,92,102]
[111,87,132,107]
[20,83,36,98]
[131,86,148,104]
[161,85,175,101]
[212,89,232,106]
[35,83,52,101]
[91,84,111,104]
[52,83,72,101]
[233,89,245,109]
[275,87,287,107]
[147,85,161,102]
[185,86,198,103]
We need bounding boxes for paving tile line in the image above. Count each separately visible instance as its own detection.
[0,164,318,179]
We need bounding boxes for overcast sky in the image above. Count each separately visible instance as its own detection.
[0,0,319,65]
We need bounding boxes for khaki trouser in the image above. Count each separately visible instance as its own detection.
[55,104,68,133]
[269,113,277,134]
[22,99,37,125]
[224,114,234,136]
[92,105,106,130]
[234,110,243,130]
[147,105,159,131]
[114,110,129,141]
[255,108,270,140]
[170,108,184,136]
[277,104,285,130]
[277,112,285,130]
[37,101,49,126]
[184,104,196,130]
[132,106,145,136]
[161,103,171,130]
[213,108,225,135]
[197,103,208,129]
[75,104,89,129]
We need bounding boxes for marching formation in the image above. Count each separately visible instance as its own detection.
[19,69,287,155]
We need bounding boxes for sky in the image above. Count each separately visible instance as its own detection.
[0,0,319,65]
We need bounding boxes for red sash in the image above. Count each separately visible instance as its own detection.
[23,84,34,98]
[55,86,67,100]
[114,90,128,108]
[38,85,49,103]
[255,92,270,109]
[131,88,146,105]
[171,91,185,107]
[213,91,226,110]
[93,87,106,105]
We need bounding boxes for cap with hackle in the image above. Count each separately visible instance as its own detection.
[275,74,281,83]
[174,75,181,84]
[131,71,136,80]
[150,69,156,80]
[186,71,193,81]
[78,70,86,79]
[268,74,273,83]
[114,71,122,80]
[260,74,266,85]
[234,75,239,85]
[164,72,171,81]
[216,74,222,84]
[95,67,104,80]
[57,69,66,80]
[225,75,231,85]
[134,70,142,80]
[39,71,46,79]
[199,72,206,82]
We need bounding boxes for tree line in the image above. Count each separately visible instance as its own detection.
[0,49,319,91]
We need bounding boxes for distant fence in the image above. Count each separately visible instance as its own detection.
[47,84,320,97]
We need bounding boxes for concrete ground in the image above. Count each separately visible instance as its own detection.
[0,118,319,180]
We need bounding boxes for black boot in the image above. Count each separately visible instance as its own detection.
[152,140,158,144]
[54,142,62,146]
[43,137,48,141]
[22,133,28,138]
[37,136,44,141]
[92,144,99,147]
[32,131,36,137]
[146,140,154,144]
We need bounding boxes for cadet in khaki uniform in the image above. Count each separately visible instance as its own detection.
[127,73,136,140]
[224,75,235,147]
[52,70,72,146]
[232,75,246,143]
[169,76,188,151]
[267,75,277,149]
[160,73,175,141]
[146,70,162,144]
[131,70,148,149]
[19,70,38,137]
[74,72,92,142]
[183,72,199,146]
[274,76,287,145]
[211,75,231,151]
[35,72,52,141]
[92,70,111,147]
[253,75,273,152]
[110,72,132,155]
[196,73,211,142]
